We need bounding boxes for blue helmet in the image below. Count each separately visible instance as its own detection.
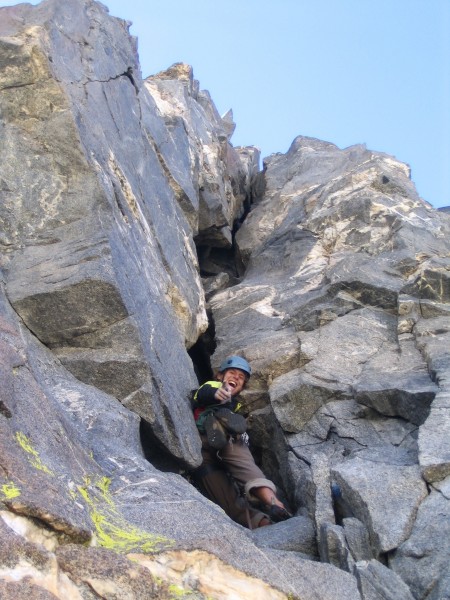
[218,355,252,377]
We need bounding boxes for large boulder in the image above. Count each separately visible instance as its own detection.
[0,0,208,467]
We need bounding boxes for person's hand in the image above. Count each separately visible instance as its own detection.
[214,383,232,403]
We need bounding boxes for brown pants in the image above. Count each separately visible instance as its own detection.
[195,435,277,529]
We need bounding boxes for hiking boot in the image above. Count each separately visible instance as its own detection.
[204,414,228,450]
[267,504,292,523]
[214,408,247,434]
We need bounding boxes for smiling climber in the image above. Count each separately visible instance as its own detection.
[192,355,292,529]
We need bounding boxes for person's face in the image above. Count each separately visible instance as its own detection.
[219,368,247,396]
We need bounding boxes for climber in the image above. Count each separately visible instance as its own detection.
[192,355,292,529]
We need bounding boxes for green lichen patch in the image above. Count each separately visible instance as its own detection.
[77,476,174,555]
[15,432,54,475]
[96,476,114,507]
[1,481,21,500]
[168,584,206,599]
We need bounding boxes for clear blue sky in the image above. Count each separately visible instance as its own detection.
[2,0,449,208]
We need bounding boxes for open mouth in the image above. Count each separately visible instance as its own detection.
[227,381,237,390]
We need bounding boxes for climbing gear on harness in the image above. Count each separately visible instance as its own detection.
[240,432,250,446]
[195,406,218,434]
[198,406,247,449]
[218,356,252,377]
[204,407,247,450]
[214,407,247,434]
[204,412,228,449]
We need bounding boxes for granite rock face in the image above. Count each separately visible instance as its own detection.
[210,138,450,597]
[0,0,209,469]
[1,0,450,599]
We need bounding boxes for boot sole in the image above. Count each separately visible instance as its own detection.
[204,414,228,449]
[214,408,247,434]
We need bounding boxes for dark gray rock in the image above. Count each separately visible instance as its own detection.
[355,560,415,600]
[286,449,322,522]
[146,64,256,250]
[261,549,362,600]
[342,518,374,563]
[353,333,438,427]
[354,371,437,426]
[308,453,337,535]
[331,454,427,555]
[401,259,450,302]
[389,489,450,600]
[56,545,168,598]
[202,272,230,300]
[0,295,95,543]
[323,400,419,452]
[293,309,403,392]
[252,515,318,557]
[283,398,419,551]
[0,0,206,468]
[236,146,261,200]
[270,369,349,433]
[414,316,450,482]
[419,390,450,482]
[319,522,355,571]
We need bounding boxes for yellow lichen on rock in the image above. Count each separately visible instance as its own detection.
[15,432,54,475]
[1,481,21,500]
[77,476,174,554]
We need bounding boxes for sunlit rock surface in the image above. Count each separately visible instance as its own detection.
[1,0,449,598]
[210,138,450,596]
